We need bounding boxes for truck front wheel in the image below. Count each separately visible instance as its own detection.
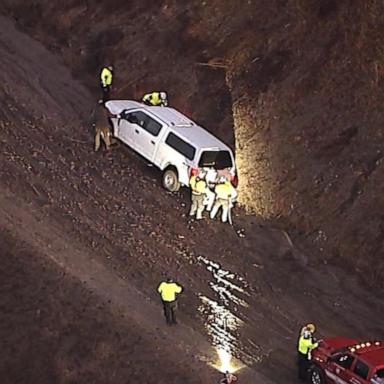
[162,168,180,192]
[308,366,325,384]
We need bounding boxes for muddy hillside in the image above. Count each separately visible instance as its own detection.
[1,0,383,281]
[0,2,384,384]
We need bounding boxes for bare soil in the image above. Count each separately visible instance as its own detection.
[2,0,383,283]
[0,5,383,384]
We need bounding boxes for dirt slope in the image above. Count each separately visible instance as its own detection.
[0,14,383,384]
[0,189,224,384]
[2,0,382,283]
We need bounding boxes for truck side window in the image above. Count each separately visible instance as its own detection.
[333,354,354,370]
[143,116,162,136]
[126,111,146,126]
[126,111,162,136]
[353,360,369,380]
[165,132,196,161]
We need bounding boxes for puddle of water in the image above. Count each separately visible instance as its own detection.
[197,255,260,371]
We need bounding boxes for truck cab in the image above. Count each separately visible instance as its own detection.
[309,338,384,384]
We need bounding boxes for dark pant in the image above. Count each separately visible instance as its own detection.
[297,352,309,381]
[162,300,178,324]
[101,85,111,102]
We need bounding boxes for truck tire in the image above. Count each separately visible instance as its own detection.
[162,168,180,192]
[308,366,325,384]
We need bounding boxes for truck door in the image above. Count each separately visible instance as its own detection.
[347,359,371,384]
[116,110,144,147]
[134,113,164,162]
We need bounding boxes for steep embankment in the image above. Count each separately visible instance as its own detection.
[221,1,384,281]
[1,0,382,282]
[172,0,384,281]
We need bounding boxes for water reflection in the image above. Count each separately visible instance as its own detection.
[197,255,254,370]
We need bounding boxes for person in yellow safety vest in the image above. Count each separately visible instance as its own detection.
[297,328,319,381]
[100,65,113,101]
[210,178,237,223]
[142,91,168,107]
[157,277,183,325]
[189,172,208,220]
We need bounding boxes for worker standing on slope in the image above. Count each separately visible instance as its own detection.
[210,178,237,223]
[157,277,183,325]
[100,65,113,101]
[297,326,319,381]
[142,91,168,106]
[189,170,208,220]
[94,100,113,151]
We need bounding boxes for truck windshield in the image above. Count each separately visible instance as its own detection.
[198,150,232,169]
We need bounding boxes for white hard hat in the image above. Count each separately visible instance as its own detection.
[160,92,167,100]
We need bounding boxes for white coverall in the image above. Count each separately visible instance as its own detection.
[210,181,237,223]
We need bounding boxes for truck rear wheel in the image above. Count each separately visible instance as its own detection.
[162,168,180,192]
[308,366,325,384]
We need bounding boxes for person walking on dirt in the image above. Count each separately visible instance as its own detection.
[94,100,113,152]
[157,277,183,325]
[219,371,238,384]
[297,328,319,381]
[189,170,208,220]
[210,178,237,223]
[100,65,113,101]
[142,91,168,107]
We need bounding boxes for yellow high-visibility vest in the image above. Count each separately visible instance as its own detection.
[101,67,113,87]
[215,181,233,200]
[142,92,162,106]
[157,282,182,302]
[298,335,318,355]
[190,175,206,194]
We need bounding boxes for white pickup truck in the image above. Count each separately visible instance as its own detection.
[105,100,237,192]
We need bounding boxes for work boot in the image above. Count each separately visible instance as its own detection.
[196,208,204,220]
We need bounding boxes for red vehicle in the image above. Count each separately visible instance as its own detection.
[309,337,384,384]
